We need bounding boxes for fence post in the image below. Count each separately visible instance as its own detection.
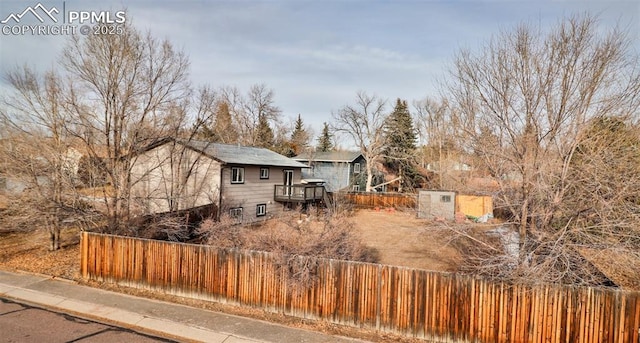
[80,231,88,279]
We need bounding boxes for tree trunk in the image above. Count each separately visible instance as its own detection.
[397,166,404,193]
[518,198,528,264]
[47,214,61,251]
[365,163,374,192]
[49,228,60,251]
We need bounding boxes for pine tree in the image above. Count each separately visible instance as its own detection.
[316,122,333,152]
[194,101,238,143]
[194,117,215,140]
[290,114,309,155]
[211,101,238,143]
[384,99,419,191]
[255,114,274,149]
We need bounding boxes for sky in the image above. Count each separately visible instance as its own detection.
[0,0,638,139]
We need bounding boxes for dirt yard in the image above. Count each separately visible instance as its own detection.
[351,209,460,271]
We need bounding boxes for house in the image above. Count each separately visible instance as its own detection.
[425,160,472,172]
[0,135,110,194]
[293,151,366,192]
[130,138,319,223]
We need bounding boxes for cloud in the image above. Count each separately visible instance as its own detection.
[1,0,637,134]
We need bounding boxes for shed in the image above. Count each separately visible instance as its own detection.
[417,190,456,220]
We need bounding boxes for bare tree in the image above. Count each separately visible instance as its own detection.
[333,92,388,192]
[239,84,281,146]
[192,86,219,139]
[60,23,192,232]
[1,69,84,249]
[2,22,193,237]
[413,97,464,189]
[199,84,282,147]
[445,14,640,285]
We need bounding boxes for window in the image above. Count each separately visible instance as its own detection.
[353,163,361,174]
[352,185,360,192]
[229,207,243,219]
[260,167,269,179]
[256,203,267,217]
[231,167,244,184]
[440,195,452,203]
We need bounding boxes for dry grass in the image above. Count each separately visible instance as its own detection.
[199,210,379,290]
[0,194,8,210]
[0,227,80,279]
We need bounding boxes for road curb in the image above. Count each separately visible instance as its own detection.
[0,281,261,343]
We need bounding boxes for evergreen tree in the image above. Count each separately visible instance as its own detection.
[316,122,334,152]
[194,101,238,143]
[562,117,640,230]
[290,114,309,156]
[211,101,238,143]
[384,99,419,191]
[255,114,274,149]
[194,117,216,140]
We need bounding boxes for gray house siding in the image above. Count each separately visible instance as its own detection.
[222,165,302,222]
[297,154,366,193]
[348,155,366,191]
[302,162,350,192]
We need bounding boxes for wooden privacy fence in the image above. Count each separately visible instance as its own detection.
[343,192,417,209]
[456,194,493,218]
[81,232,640,342]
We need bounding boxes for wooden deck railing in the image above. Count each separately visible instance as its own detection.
[80,232,640,342]
[273,185,325,202]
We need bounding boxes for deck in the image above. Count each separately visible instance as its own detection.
[274,185,325,203]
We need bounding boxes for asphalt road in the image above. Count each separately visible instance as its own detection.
[0,297,178,343]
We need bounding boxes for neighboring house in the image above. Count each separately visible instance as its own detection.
[130,138,317,223]
[293,151,366,192]
[0,137,65,195]
[426,160,472,172]
[0,137,105,194]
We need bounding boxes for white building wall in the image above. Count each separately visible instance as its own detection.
[130,143,222,214]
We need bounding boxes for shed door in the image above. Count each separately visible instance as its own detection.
[418,192,431,219]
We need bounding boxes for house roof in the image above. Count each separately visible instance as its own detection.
[175,139,308,168]
[293,151,362,163]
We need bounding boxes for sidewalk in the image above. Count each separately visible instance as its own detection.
[0,270,367,343]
